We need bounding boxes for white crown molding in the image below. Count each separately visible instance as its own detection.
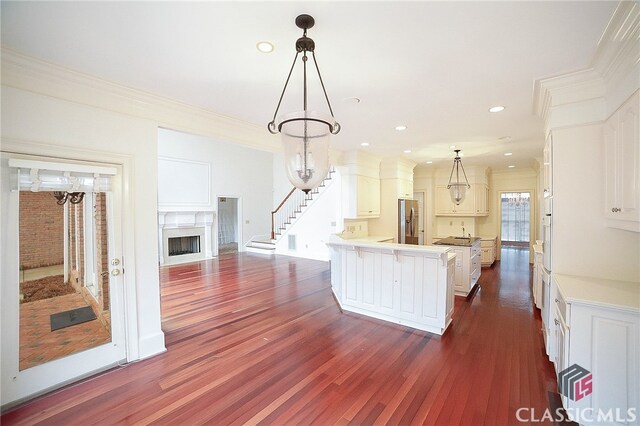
[533,68,605,134]
[592,1,640,88]
[1,48,281,153]
[533,1,639,133]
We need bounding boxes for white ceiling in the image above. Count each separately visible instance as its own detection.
[1,1,616,171]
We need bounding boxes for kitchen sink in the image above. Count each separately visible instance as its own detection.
[453,237,471,239]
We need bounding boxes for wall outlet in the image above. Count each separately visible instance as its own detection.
[449,221,453,226]
[331,221,336,227]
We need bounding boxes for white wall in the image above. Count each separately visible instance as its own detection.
[275,171,342,261]
[552,124,639,281]
[1,86,165,362]
[157,129,273,248]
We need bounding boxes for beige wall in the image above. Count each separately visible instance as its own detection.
[477,169,539,261]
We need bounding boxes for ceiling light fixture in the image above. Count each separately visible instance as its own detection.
[404,149,412,154]
[449,145,456,149]
[256,41,274,53]
[395,125,407,131]
[447,149,470,205]
[267,14,340,193]
[489,106,505,113]
[426,161,433,164]
[508,165,516,168]
[504,152,513,156]
[360,142,369,147]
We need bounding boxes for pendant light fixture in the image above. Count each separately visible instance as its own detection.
[267,14,340,193]
[447,149,470,205]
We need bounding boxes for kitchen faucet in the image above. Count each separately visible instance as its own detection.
[462,227,465,237]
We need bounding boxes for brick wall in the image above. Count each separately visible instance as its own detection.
[95,193,110,311]
[19,192,64,270]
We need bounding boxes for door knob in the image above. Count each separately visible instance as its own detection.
[111,258,120,266]
[111,269,121,276]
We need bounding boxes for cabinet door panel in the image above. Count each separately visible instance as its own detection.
[618,100,639,222]
[399,255,418,315]
[604,120,618,219]
[379,253,395,311]
[421,257,439,319]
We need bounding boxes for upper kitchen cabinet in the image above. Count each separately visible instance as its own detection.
[435,167,489,217]
[340,150,382,219]
[543,134,553,198]
[435,184,474,215]
[604,91,639,232]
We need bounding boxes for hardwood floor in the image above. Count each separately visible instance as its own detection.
[2,247,562,425]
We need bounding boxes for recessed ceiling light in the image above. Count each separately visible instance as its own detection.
[360,142,369,147]
[256,41,274,53]
[403,149,412,154]
[344,97,361,104]
[504,152,513,156]
[508,165,515,168]
[449,145,456,149]
[426,161,433,164]
[499,136,511,141]
[489,106,505,113]
[395,125,407,131]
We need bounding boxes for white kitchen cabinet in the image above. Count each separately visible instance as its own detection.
[474,184,489,216]
[604,91,640,232]
[397,178,413,199]
[543,134,553,198]
[435,184,486,216]
[342,174,380,218]
[553,274,639,423]
[532,244,543,309]
[445,240,481,296]
[480,236,496,267]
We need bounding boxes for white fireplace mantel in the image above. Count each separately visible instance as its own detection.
[158,211,215,265]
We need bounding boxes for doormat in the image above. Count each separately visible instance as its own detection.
[50,306,97,331]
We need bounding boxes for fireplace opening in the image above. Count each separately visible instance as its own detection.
[168,236,201,256]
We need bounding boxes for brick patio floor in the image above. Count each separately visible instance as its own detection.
[19,293,111,370]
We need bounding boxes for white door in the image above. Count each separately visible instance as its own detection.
[1,154,126,406]
[413,191,425,245]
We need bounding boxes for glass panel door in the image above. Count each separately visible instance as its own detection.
[500,192,531,246]
[1,154,126,406]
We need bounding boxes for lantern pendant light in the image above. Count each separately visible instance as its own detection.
[447,149,470,205]
[267,14,341,193]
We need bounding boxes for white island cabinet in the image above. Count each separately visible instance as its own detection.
[326,237,455,335]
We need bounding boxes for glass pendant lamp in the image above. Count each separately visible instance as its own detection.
[267,14,340,193]
[447,149,470,205]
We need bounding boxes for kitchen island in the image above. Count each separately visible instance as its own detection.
[326,236,456,335]
[433,237,482,296]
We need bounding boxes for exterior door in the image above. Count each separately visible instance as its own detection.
[1,154,126,406]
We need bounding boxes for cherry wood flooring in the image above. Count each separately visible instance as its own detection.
[2,247,562,425]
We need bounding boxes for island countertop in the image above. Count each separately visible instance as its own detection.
[327,235,452,259]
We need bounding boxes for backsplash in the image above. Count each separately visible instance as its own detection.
[341,219,369,239]
[435,217,476,238]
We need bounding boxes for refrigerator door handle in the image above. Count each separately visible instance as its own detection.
[409,208,415,236]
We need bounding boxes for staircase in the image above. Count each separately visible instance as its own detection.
[245,168,336,255]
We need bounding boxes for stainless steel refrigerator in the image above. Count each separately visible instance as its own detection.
[398,199,419,245]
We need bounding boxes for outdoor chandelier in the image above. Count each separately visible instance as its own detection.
[267,14,340,193]
[447,150,470,205]
[53,191,85,205]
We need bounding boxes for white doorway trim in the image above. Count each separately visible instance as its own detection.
[0,139,150,407]
[217,195,242,254]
